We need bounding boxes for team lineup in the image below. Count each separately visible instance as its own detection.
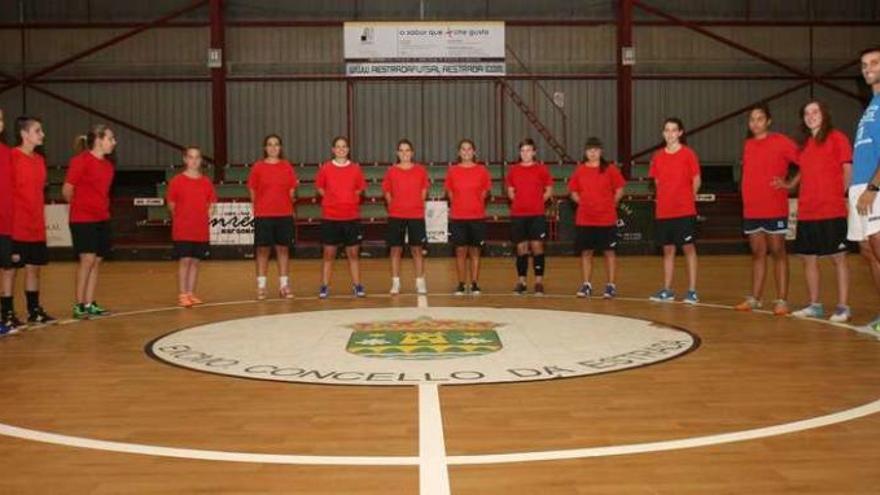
[0,47,878,337]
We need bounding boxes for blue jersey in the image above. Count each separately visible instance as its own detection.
[853,93,880,185]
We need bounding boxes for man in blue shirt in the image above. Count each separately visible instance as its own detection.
[848,46,880,334]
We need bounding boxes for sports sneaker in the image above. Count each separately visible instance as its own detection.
[454,282,467,296]
[603,283,617,299]
[0,321,15,336]
[3,311,26,331]
[27,307,57,326]
[734,296,762,311]
[534,283,545,296]
[683,290,699,305]
[188,294,204,305]
[318,285,330,299]
[792,303,824,319]
[861,315,880,336]
[513,282,527,295]
[576,283,592,298]
[772,299,790,316]
[470,283,482,296]
[829,305,851,323]
[86,301,110,317]
[178,294,193,308]
[415,277,428,295]
[353,284,366,298]
[649,288,675,302]
[389,278,401,295]
[72,303,90,320]
[279,285,294,299]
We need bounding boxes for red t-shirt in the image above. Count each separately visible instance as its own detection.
[0,144,13,236]
[505,162,553,217]
[246,160,298,218]
[167,173,217,242]
[10,148,46,242]
[65,151,115,223]
[568,163,626,226]
[316,160,366,221]
[741,133,798,219]
[648,146,701,219]
[444,163,491,220]
[382,164,429,219]
[796,129,852,221]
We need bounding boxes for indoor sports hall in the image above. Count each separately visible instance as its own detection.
[0,1,878,494]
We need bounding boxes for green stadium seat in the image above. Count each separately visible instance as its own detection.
[296,203,322,221]
[156,183,168,198]
[547,163,575,180]
[428,183,446,199]
[490,181,504,198]
[630,163,650,179]
[361,203,388,221]
[364,183,385,199]
[487,163,503,180]
[553,182,570,196]
[147,206,170,222]
[486,202,510,220]
[361,165,388,182]
[295,165,319,182]
[297,183,318,200]
[427,165,448,181]
[223,166,250,183]
[624,181,652,195]
[216,183,250,199]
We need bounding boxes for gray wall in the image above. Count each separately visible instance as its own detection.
[0,1,875,168]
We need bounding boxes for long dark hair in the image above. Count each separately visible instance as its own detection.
[799,100,833,146]
[262,134,285,159]
[584,137,610,173]
[746,103,772,139]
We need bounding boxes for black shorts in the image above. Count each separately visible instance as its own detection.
[743,217,788,235]
[575,226,620,253]
[173,242,210,260]
[510,215,547,243]
[321,220,363,247]
[70,221,112,257]
[387,218,427,247]
[254,216,295,247]
[655,216,697,247]
[0,235,14,269]
[450,220,486,247]
[795,218,849,256]
[11,240,48,266]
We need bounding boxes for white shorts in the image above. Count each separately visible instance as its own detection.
[847,183,880,242]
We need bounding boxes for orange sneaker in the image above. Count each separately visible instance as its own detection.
[734,296,761,312]
[772,299,790,316]
[279,286,294,299]
[178,294,193,308]
[188,294,203,305]
[257,287,268,300]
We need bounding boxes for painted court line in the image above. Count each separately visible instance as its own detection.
[419,384,451,495]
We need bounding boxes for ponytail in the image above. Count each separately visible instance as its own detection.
[73,134,88,154]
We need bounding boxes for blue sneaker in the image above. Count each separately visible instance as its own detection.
[0,322,13,336]
[792,303,824,319]
[318,285,329,299]
[603,284,617,299]
[576,283,592,298]
[353,284,366,298]
[829,305,851,323]
[649,288,675,302]
[683,290,699,305]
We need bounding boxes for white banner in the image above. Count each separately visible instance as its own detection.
[425,201,449,244]
[787,198,798,241]
[45,204,72,247]
[210,202,254,246]
[345,21,505,77]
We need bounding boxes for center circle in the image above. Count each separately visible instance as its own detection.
[147,307,699,386]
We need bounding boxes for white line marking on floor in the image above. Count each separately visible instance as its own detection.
[417,295,429,309]
[419,385,451,495]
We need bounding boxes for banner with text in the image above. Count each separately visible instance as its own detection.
[211,202,255,246]
[344,22,505,77]
[45,204,72,247]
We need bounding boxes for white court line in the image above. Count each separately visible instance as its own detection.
[417,295,429,309]
[419,385,451,495]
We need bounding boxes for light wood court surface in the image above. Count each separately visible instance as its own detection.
[0,255,878,494]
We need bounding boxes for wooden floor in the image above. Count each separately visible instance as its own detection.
[0,255,878,494]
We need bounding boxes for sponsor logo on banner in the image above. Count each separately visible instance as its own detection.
[425,200,448,243]
[45,204,72,247]
[344,21,505,78]
[346,317,503,360]
[210,202,254,245]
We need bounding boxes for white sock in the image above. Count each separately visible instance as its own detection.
[280,276,289,287]
[257,276,267,289]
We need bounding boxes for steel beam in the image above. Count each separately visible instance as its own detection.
[617,0,634,176]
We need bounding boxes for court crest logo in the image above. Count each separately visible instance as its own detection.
[345,317,503,360]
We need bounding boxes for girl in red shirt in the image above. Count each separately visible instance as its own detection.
[736,104,799,315]
[8,116,55,326]
[382,139,429,295]
[781,101,852,322]
[63,124,116,320]
[648,118,702,304]
[506,138,553,295]
[316,136,366,298]
[247,134,298,300]
[167,146,217,308]
[445,139,491,295]
[568,137,626,299]
[0,108,20,334]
